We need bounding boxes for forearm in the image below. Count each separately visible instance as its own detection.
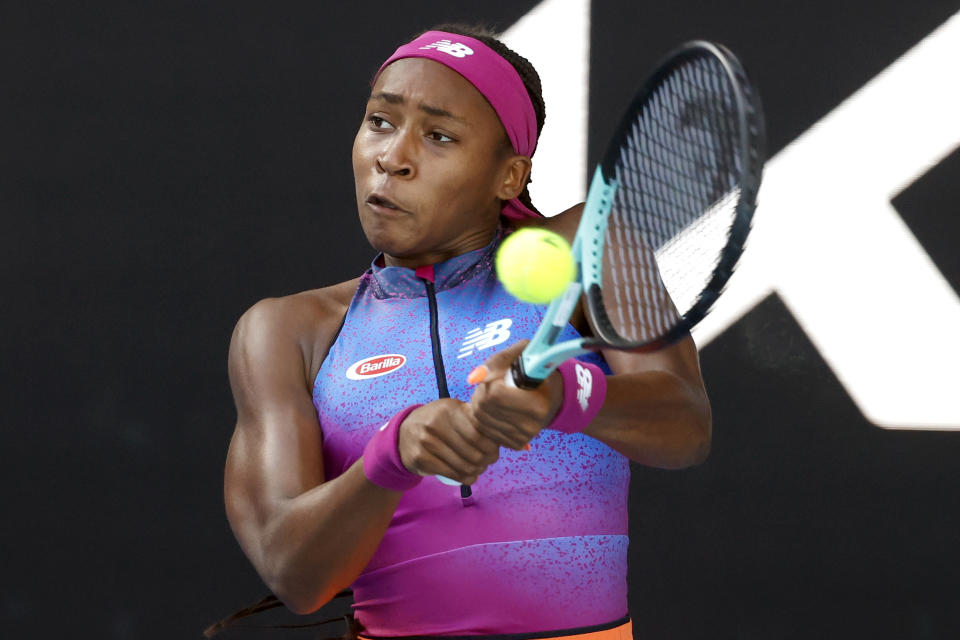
[582,369,711,469]
[238,461,402,614]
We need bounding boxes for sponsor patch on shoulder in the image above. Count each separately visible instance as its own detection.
[346,354,406,380]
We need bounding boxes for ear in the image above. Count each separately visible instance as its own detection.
[495,154,532,201]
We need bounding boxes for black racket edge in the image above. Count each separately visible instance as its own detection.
[586,40,766,354]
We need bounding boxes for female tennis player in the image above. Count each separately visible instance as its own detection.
[223,24,711,639]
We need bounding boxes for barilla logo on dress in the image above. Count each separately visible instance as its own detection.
[346,354,406,380]
[419,39,474,58]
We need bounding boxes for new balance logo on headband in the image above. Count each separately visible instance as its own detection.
[419,39,474,58]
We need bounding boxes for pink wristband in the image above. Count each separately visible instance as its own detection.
[546,360,607,434]
[362,405,424,492]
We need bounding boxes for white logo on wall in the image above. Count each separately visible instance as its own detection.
[691,10,960,430]
[507,1,960,429]
[419,40,474,58]
[574,363,593,411]
[458,319,513,359]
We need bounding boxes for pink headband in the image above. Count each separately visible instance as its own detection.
[376,30,541,220]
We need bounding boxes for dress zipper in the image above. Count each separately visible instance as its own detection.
[423,278,451,399]
[417,265,473,503]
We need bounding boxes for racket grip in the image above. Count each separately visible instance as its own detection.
[509,356,545,389]
[473,362,540,393]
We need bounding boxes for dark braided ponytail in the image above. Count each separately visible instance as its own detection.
[421,24,546,215]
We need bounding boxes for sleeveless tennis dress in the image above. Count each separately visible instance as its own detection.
[313,235,630,635]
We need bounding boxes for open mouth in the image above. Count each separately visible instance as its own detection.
[368,194,402,211]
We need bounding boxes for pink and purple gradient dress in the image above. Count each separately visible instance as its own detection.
[313,236,630,635]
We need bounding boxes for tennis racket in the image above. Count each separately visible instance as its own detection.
[442,40,764,494]
[509,40,765,388]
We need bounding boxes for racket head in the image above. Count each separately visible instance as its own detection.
[580,40,765,352]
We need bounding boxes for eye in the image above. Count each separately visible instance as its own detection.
[427,131,454,143]
[367,115,394,131]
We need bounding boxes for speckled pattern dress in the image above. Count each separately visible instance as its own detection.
[313,232,630,635]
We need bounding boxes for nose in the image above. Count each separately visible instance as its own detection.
[376,131,415,178]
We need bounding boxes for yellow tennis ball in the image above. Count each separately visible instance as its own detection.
[496,228,575,304]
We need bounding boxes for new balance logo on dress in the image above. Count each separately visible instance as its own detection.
[419,39,474,58]
[458,319,512,359]
[575,363,593,411]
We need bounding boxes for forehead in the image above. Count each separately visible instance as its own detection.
[372,58,500,125]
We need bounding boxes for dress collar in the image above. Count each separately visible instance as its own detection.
[365,232,501,299]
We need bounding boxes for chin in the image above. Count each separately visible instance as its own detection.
[360,224,415,258]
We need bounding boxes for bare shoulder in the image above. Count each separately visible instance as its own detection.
[229,278,361,392]
[510,203,589,333]
[513,202,585,244]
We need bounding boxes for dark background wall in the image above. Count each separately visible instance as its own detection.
[2,1,958,638]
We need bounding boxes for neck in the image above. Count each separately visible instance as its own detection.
[382,224,500,269]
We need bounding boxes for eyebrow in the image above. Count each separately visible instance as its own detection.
[370,91,466,122]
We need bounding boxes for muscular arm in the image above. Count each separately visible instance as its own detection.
[584,337,711,469]
[224,293,401,614]
[491,206,712,469]
[470,337,710,470]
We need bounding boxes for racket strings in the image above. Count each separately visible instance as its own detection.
[601,56,743,343]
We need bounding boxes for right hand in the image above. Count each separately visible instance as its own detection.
[397,399,501,486]
[467,340,563,451]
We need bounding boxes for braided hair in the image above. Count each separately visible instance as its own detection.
[419,23,546,215]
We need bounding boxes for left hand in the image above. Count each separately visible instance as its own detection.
[467,340,564,451]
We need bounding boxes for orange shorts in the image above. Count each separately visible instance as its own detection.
[553,619,632,640]
[359,618,632,640]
